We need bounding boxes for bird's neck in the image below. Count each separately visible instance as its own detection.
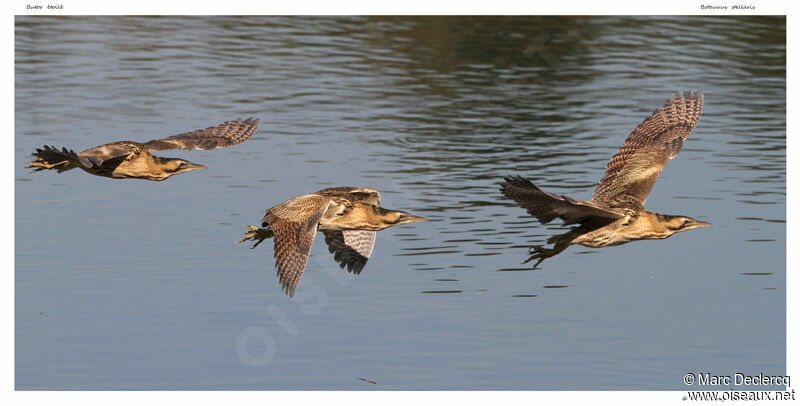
[636,211,680,240]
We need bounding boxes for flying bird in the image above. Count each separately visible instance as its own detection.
[500,91,710,268]
[239,187,427,297]
[25,117,259,181]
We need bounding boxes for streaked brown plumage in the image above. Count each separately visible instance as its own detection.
[25,117,259,181]
[239,187,426,297]
[501,91,710,267]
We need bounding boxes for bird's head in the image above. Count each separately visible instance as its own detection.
[375,208,427,229]
[661,214,712,234]
[157,158,208,179]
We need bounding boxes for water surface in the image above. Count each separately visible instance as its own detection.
[15,16,785,390]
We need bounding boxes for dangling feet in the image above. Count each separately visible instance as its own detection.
[523,245,560,269]
[238,225,274,249]
[25,160,67,173]
[25,146,78,173]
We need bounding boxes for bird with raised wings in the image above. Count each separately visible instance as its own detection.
[25,117,259,181]
[500,91,710,268]
[239,187,427,297]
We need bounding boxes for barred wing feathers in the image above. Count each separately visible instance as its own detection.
[592,91,703,208]
[144,117,259,151]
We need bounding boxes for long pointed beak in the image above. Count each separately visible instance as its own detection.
[399,213,427,224]
[187,163,208,170]
[686,219,712,229]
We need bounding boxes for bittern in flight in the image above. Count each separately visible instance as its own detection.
[501,91,710,268]
[239,187,427,297]
[25,117,259,181]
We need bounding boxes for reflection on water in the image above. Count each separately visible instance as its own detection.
[16,16,785,390]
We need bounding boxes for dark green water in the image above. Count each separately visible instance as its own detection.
[15,16,785,390]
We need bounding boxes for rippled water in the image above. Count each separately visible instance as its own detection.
[15,16,785,390]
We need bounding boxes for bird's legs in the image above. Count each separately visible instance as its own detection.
[523,227,585,269]
[524,244,570,269]
[25,160,68,173]
[238,225,274,249]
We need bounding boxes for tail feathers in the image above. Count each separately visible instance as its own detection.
[259,224,275,239]
[27,145,82,172]
[255,220,276,239]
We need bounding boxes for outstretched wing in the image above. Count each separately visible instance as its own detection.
[500,175,624,226]
[592,91,704,209]
[347,188,381,206]
[316,187,381,206]
[264,194,332,297]
[143,117,260,151]
[322,230,377,275]
[77,142,143,167]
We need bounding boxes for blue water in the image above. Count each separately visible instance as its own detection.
[15,16,785,390]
